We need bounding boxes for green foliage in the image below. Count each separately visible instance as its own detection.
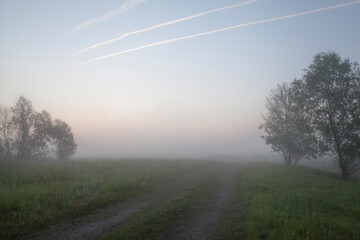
[237,163,360,240]
[262,52,360,178]
[11,96,34,160]
[52,119,77,160]
[300,52,360,178]
[260,83,317,165]
[0,96,77,161]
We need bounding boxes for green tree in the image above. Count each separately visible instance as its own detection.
[300,52,360,179]
[31,110,53,159]
[260,83,317,165]
[7,96,77,161]
[11,96,35,160]
[52,119,77,160]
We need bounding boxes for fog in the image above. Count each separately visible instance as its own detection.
[1,0,359,161]
[75,130,271,159]
[1,1,359,239]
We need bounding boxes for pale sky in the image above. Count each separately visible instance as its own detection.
[1,0,359,158]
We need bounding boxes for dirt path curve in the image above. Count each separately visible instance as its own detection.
[23,169,208,240]
[161,164,238,240]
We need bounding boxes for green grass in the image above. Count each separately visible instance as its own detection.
[0,159,204,239]
[234,163,360,240]
[2,160,360,240]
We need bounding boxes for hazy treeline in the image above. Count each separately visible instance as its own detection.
[260,52,360,179]
[0,96,77,161]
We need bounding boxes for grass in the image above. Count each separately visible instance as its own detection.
[2,160,360,240]
[233,163,360,240]
[0,159,205,239]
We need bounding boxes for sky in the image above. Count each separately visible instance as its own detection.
[1,0,359,158]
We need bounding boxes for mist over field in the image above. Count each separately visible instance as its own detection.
[1,1,360,239]
[75,129,270,158]
[1,0,359,161]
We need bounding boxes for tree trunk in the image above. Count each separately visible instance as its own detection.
[329,114,348,180]
[283,152,292,166]
[283,152,289,166]
[334,138,348,179]
[288,152,292,166]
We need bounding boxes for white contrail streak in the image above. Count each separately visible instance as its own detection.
[73,0,259,56]
[76,0,360,66]
[71,0,147,33]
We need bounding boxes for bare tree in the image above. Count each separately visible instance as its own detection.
[0,106,13,161]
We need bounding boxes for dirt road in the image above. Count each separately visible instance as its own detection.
[23,163,241,240]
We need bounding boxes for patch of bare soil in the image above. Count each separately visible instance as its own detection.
[22,171,204,240]
[161,165,237,240]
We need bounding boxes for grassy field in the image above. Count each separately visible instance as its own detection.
[230,163,360,240]
[1,160,359,240]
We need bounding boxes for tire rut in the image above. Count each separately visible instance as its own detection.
[161,165,237,240]
[22,168,210,240]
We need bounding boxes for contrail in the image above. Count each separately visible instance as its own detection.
[76,0,360,66]
[73,0,260,56]
[70,0,147,33]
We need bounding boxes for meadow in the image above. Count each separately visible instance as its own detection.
[0,160,359,240]
[221,163,360,240]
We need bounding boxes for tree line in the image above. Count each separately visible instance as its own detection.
[0,96,77,161]
[260,52,360,179]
